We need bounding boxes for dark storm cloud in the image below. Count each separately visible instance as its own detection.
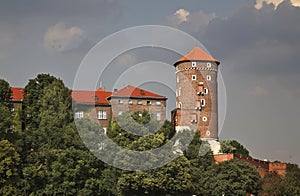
[201,1,300,76]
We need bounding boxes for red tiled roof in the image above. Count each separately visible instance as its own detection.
[10,85,165,104]
[175,46,220,65]
[11,87,24,101]
[71,88,112,105]
[110,85,166,99]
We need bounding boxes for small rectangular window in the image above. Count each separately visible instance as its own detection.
[192,75,197,81]
[98,110,107,119]
[178,87,181,96]
[177,76,179,83]
[156,101,161,106]
[192,62,197,67]
[128,100,133,104]
[201,99,206,106]
[137,100,143,105]
[147,100,152,105]
[75,111,84,119]
[103,127,107,134]
[118,99,123,104]
[204,88,208,94]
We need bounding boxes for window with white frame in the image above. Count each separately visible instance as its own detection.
[138,112,142,117]
[155,101,161,106]
[128,100,133,104]
[207,62,212,68]
[118,99,123,104]
[192,62,197,67]
[203,116,208,122]
[98,110,107,119]
[204,88,209,94]
[192,75,197,80]
[118,111,123,116]
[156,112,161,121]
[201,99,206,106]
[177,76,179,83]
[147,100,152,105]
[137,100,143,105]
[75,111,84,119]
[207,75,211,81]
[178,87,181,96]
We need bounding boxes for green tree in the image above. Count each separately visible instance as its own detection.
[0,104,14,141]
[0,140,21,195]
[282,163,300,195]
[0,79,12,109]
[19,74,96,194]
[259,163,300,195]
[117,156,192,196]
[184,131,215,195]
[259,173,285,196]
[0,79,15,142]
[108,110,170,149]
[205,159,261,196]
[22,73,57,129]
[220,140,250,157]
[23,76,82,150]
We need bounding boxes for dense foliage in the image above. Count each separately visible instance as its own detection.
[220,140,250,157]
[0,75,299,195]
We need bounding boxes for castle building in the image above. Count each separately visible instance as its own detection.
[171,46,220,141]
[72,85,167,132]
[11,85,167,133]
[10,46,287,176]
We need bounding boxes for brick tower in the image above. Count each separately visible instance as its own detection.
[172,46,220,141]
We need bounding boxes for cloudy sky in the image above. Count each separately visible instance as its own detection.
[1,0,300,165]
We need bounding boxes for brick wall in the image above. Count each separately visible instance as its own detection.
[213,154,287,177]
[174,61,218,140]
[110,97,167,122]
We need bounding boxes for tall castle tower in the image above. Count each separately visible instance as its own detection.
[172,46,220,141]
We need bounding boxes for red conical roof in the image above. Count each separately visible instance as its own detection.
[174,46,220,66]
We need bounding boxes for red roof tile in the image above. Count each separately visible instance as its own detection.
[10,85,165,104]
[110,85,166,99]
[71,88,112,105]
[11,87,24,101]
[175,46,220,66]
